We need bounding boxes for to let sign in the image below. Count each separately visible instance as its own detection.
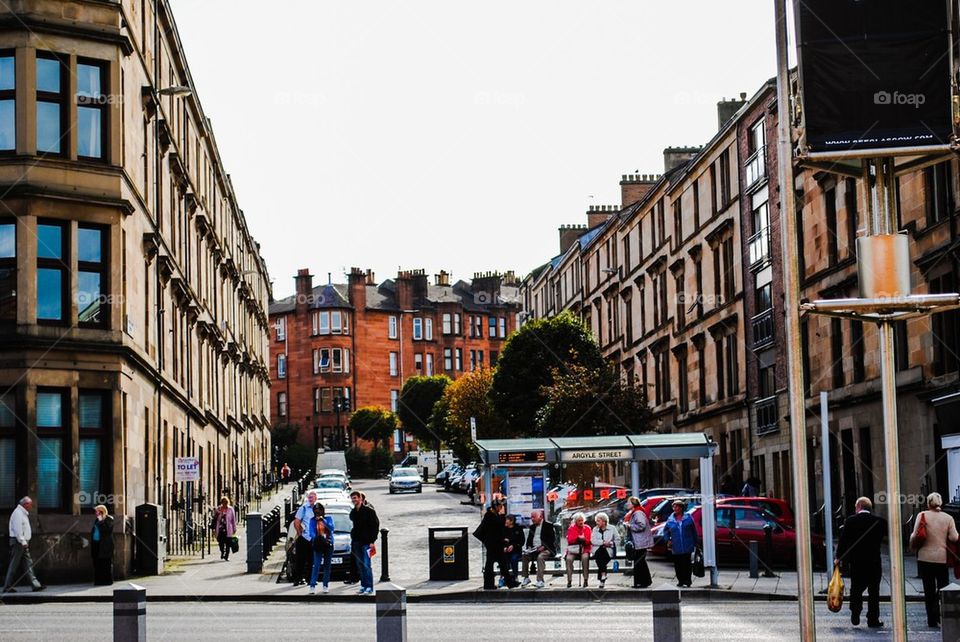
[559,449,631,463]
[175,457,200,482]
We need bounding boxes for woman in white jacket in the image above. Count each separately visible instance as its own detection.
[591,512,617,588]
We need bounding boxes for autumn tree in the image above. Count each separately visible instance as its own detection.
[430,366,508,463]
[397,375,451,473]
[346,406,398,450]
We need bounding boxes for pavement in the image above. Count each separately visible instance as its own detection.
[0,478,931,603]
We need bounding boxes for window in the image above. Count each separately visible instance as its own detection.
[478,350,484,367]
[442,313,452,335]
[469,350,476,371]
[0,221,15,321]
[317,348,330,373]
[488,316,496,337]
[745,120,766,187]
[76,60,107,159]
[77,225,107,326]
[831,318,844,388]
[825,188,838,266]
[444,348,452,371]
[36,53,66,155]
[413,317,423,340]
[0,391,16,507]
[331,310,344,334]
[275,317,285,341]
[312,388,319,414]
[37,220,67,323]
[653,348,671,405]
[455,348,463,371]
[498,317,506,338]
[278,392,287,417]
[673,200,682,244]
[845,178,859,258]
[490,351,498,366]
[389,352,398,376]
[388,316,398,339]
[475,315,484,338]
[332,348,344,373]
[931,274,960,375]
[675,347,689,413]
[277,354,286,378]
[925,162,953,226]
[722,237,735,303]
[426,353,434,375]
[725,334,739,395]
[715,337,725,400]
[719,149,731,206]
[425,318,433,340]
[0,52,14,152]
[315,311,330,335]
[893,319,909,372]
[78,392,107,508]
[674,273,685,331]
[696,342,707,406]
[320,388,332,413]
[454,314,461,335]
[851,320,865,384]
[415,353,423,371]
[758,363,775,398]
[36,389,66,509]
[390,390,399,413]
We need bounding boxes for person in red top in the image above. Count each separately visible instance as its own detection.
[281,463,291,483]
[564,512,592,588]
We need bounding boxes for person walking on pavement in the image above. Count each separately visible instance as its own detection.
[835,496,886,629]
[625,496,653,588]
[520,509,556,588]
[292,491,318,585]
[662,499,697,587]
[212,496,237,561]
[281,463,291,483]
[349,490,379,595]
[90,504,114,585]
[474,499,518,590]
[308,503,335,595]
[3,496,44,592]
[910,492,958,628]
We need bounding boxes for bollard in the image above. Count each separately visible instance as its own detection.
[246,512,263,573]
[380,528,391,582]
[375,583,407,642]
[651,584,681,642]
[749,541,760,579]
[763,526,776,578]
[942,583,960,641]
[114,583,146,642]
[284,498,292,527]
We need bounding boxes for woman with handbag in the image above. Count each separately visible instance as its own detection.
[590,512,616,588]
[308,503,335,595]
[910,492,959,628]
[564,512,592,588]
[625,496,653,588]
[212,497,237,561]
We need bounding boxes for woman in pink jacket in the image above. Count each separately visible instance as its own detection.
[564,513,592,588]
[911,492,959,628]
[213,496,238,561]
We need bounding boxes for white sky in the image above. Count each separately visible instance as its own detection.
[167,1,777,299]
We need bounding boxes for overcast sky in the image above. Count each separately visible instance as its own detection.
[167,1,777,298]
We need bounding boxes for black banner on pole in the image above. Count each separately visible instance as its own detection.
[796,0,954,155]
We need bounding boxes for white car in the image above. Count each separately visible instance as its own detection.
[389,467,423,494]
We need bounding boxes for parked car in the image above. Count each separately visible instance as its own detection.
[312,477,348,492]
[316,469,351,488]
[717,496,795,528]
[443,465,465,490]
[456,467,482,493]
[649,504,825,569]
[435,463,461,485]
[285,503,354,580]
[389,467,423,494]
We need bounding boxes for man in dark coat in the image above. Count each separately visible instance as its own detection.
[473,499,518,590]
[835,496,887,628]
[349,491,379,595]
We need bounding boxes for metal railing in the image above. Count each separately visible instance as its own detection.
[751,308,775,348]
[754,395,779,436]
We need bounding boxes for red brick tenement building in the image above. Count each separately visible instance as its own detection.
[269,268,522,453]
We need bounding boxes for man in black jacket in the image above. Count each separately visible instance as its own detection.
[349,491,380,595]
[519,509,557,588]
[835,496,887,628]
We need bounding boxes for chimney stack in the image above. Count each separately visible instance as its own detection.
[587,204,618,229]
[294,268,313,311]
[717,92,748,129]
[348,267,367,310]
[558,224,588,254]
[396,269,427,309]
[663,146,701,173]
[619,173,660,207]
[435,270,450,287]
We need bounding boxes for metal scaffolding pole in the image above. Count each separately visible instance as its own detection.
[773,0,816,638]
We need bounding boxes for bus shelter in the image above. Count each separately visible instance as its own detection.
[475,433,720,586]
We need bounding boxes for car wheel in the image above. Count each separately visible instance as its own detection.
[416,486,422,493]
[389,489,395,494]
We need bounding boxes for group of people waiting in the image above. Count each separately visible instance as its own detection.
[473,496,659,589]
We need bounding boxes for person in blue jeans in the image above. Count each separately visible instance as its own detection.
[308,503,335,595]
[349,491,379,595]
[662,499,698,587]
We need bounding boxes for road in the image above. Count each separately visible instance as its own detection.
[0,601,942,640]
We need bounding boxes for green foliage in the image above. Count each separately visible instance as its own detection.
[271,423,313,476]
[536,362,654,437]
[397,375,451,447]
[430,366,506,463]
[370,447,395,476]
[283,443,316,479]
[345,446,370,477]
[347,406,398,449]
[270,423,300,449]
[491,311,604,436]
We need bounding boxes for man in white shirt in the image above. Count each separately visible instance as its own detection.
[290,491,317,586]
[3,496,44,592]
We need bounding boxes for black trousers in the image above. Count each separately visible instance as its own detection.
[90,542,113,586]
[633,549,652,587]
[849,568,881,625]
[918,560,949,626]
[483,544,515,588]
[217,531,230,560]
[672,552,692,586]
[594,547,611,580]
[292,536,313,584]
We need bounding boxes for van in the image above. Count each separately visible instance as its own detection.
[315,449,347,475]
[399,450,453,477]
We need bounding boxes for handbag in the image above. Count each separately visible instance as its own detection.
[910,513,927,551]
[692,547,705,578]
[827,565,845,613]
[312,534,331,554]
[230,536,239,554]
[624,540,636,560]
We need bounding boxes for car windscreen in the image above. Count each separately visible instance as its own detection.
[393,468,419,477]
[315,479,346,489]
[328,512,352,533]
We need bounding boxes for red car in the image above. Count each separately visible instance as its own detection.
[651,504,825,569]
[717,496,795,528]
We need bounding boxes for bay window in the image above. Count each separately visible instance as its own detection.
[413,317,423,340]
[76,60,107,159]
[36,53,67,155]
[0,220,14,321]
[77,225,107,326]
[36,389,66,509]
[37,221,67,323]
[78,391,107,508]
[0,52,14,152]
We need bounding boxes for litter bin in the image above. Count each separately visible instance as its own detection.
[428,527,469,580]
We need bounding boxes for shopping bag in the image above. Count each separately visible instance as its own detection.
[692,547,705,578]
[827,566,844,613]
[910,513,927,551]
[230,536,239,554]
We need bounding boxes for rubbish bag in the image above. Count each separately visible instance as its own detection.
[827,566,844,613]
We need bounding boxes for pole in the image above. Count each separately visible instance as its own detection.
[821,391,834,573]
[773,1,816,638]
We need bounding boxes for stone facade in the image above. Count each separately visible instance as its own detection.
[0,0,272,580]
[269,268,522,455]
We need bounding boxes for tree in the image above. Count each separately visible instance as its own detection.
[397,375,451,472]
[490,311,604,436]
[536,363,654,437]
[347,406,397,450]
[430,366,507,463]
